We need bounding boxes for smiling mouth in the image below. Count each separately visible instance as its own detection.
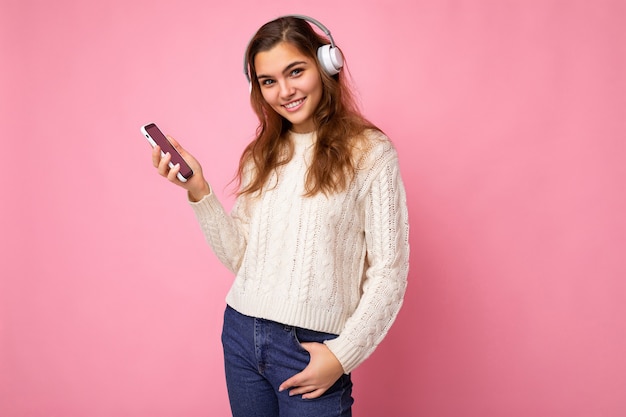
[282,98,305,110]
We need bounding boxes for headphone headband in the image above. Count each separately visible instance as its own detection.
[288,14,338,48]
[243,14,343,84]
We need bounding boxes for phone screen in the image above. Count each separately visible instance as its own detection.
[144,123,193,179]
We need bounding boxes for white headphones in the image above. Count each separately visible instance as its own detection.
[243,14,344,85]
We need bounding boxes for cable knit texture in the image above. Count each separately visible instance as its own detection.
[190,130,409,373]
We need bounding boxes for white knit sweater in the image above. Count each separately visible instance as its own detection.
[189,130,409,373]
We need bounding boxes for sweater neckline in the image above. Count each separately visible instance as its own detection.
[288,130,316,150]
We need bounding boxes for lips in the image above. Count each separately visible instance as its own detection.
[282,98,306,112]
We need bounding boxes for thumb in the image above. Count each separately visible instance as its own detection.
[166,135,184,152]
[300,342,315,354]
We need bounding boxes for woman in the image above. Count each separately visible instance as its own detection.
[152,15,409,417]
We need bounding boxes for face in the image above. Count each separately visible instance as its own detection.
[254,41,323,133]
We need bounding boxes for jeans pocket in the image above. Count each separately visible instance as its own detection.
[293,327,339,352]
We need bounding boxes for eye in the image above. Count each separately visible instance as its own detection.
[260,79,275,87]
[290,68,303,77]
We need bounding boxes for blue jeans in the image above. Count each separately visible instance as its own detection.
[221,305,353,417]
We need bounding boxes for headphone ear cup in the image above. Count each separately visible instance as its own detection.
[317,44,344,75]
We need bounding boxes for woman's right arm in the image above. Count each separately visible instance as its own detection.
[152,136,249,273]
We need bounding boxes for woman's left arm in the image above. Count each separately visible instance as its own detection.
[279,146,410,398]
[325,150,410,374]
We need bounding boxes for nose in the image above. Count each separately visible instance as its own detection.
[278,79,295,100]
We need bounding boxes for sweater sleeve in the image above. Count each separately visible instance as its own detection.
[324,152,410,374]
[188,189,252,274]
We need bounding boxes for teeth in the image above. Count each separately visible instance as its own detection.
[284,99,303,109]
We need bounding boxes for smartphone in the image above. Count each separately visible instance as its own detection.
[141,123,193,182]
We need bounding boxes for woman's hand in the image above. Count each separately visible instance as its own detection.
[279,342,345,400]
[152,135,210,202]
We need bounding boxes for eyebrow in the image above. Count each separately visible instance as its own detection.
[256,61,308,80]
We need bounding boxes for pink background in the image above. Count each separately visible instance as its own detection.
[1,0,625,416]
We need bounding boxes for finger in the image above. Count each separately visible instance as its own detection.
[157,152,172,177]
[151,145,162,168]
[167,163,181,183]
[302,388,326,400]
[279,374,303,392]
[288,385,317,397]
